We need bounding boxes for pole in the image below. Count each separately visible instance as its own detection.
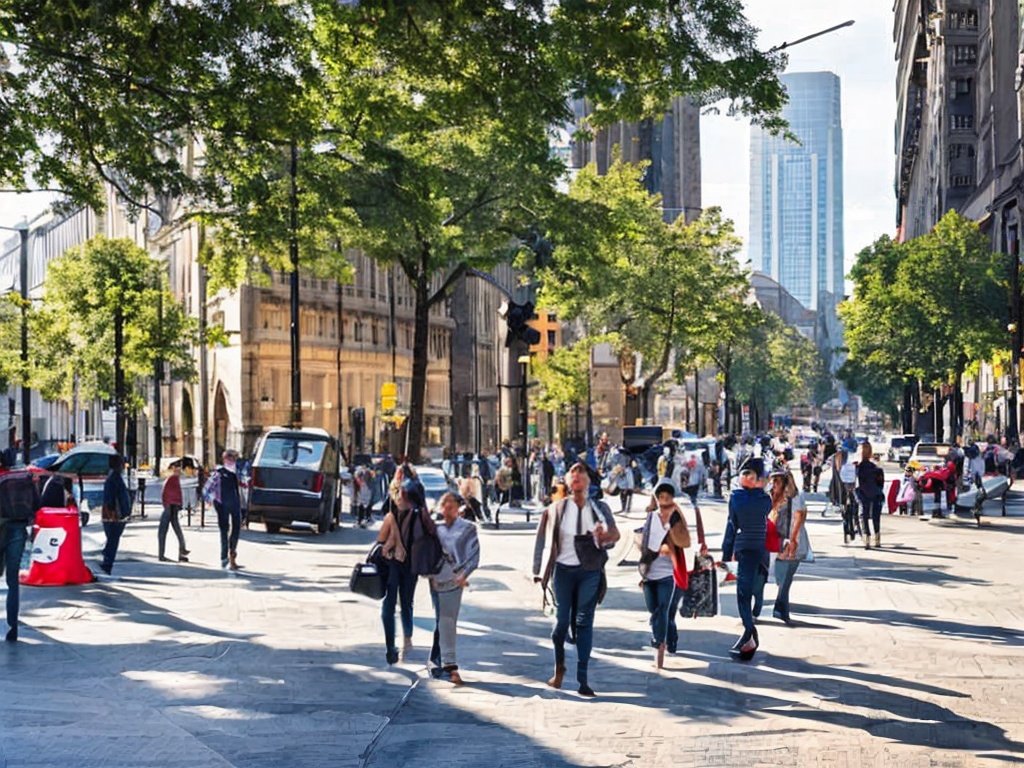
[154,281,163,477]
[585,346,594,449]
[17,223,29,467]
[336,279,345,458]
[288,140,302,428]
[1008,223,1020,442]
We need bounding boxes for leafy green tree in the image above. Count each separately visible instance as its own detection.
[841,216,1008,438]
[31,237,199,451]
[0,294,23,391]
[532,343,594,433]
[538,158,751,422]
[5,2,792,461]
[731,311,830,430]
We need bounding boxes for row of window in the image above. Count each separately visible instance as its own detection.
[947,10,978,31]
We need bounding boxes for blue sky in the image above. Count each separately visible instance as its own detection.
[701,2,898,278]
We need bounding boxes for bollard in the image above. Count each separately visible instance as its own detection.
[138,476,146,519]
[198,467,206,528]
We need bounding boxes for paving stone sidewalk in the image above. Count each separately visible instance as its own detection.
[1,487,1022,767]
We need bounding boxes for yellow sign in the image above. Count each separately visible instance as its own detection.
[381,381,397,411]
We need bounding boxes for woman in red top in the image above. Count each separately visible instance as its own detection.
[158,464,190,562]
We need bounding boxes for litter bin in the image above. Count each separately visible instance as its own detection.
[20,507,95,586]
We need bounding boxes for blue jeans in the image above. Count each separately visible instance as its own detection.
[381,559,417,654]
[552,564,602,684]
[773,557,801,619]
[102,521,126,571]
[642,576,681,651]
[1,523,27,631]
[214,502,241,561]
[735,550,762,637]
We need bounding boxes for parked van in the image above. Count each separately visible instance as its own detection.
[248,427,341,534]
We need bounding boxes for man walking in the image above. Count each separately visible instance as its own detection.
[100,452,132,575]
[207,449,244,570]
[0,468,40,641]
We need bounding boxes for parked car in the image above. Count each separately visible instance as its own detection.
[47,441,125,520]
[909,441,951,468]
[247,427,341,535]
[886,434,919,466]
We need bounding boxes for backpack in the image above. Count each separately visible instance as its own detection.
[407,509,446,576]
[0,471,39,523]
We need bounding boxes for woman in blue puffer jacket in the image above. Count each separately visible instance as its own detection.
[720,457,771,660]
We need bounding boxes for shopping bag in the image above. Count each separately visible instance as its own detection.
[680,554,718,618]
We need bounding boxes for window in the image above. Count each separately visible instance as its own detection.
[547,313,557,323]
[951,78,972,98]
[372,322,379,345]
[953,45,977,65]
[951,114,974,131]
[547,330,556,347]
[948,10,978,29]
[950,173,973,187]
[949,143,975,161]
[353,319,363,342]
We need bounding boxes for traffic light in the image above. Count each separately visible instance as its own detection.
[504,301,541,347]
[350,407,365,452]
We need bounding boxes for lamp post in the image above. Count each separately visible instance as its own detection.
[288,139,302,429]
[16,220,29,467]
[0,220,31,466]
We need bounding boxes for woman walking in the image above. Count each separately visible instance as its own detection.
[855,442,885,549]
[375,467,420,664]
[638,478,702,669]
[768,469,810,624]
[427,492,480,685]
[158,463,190,563]
[720,457,771,660]
[532,462,619,696]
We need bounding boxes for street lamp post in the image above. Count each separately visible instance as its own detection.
[16,221,29,467]
[289,139,302,429]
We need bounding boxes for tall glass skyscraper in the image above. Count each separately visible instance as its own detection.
[749,72,844,312]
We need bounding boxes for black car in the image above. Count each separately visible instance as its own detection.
[248,428,341,534]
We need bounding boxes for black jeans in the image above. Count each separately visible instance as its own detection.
[858,492,883,536]
[158,504,187,558]
[215,502,241,561]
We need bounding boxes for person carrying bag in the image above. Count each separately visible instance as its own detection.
[532,462,619,697]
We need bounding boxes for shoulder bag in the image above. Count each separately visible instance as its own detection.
[349,543,387,600]
[573,501,609,572]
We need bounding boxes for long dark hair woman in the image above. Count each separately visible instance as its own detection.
[375,466,421,665]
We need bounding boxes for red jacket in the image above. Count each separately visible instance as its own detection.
[162,474,183,506]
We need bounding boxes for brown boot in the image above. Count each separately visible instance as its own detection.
[547,665,566,689]
[229,551,240,571]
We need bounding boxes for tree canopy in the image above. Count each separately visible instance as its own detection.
[31,237,199,448]
[4,1,792,459]
[839,212,1008,437]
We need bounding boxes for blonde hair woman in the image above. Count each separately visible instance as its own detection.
[768,469,810,625]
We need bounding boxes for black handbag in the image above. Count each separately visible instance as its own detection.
[680,553,718,618]
[572,502,609,571]
[349,544,386,600]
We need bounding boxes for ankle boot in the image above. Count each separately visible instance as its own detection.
[229,551,240,570]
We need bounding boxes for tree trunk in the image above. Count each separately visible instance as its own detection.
[406,271,431,463]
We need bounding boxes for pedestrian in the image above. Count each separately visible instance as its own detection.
[768,468,810,625]
[100,452,132,575]
[457,477,484,522]
[354,465,374,528]
[532,461,619,697]
[206,449,244,570]
[158,463,190,563]
[375,466,419,664]
[427,492,481,685]
[0,469,40,641]
[720,457,771,660]
[854,442,885,549]
[638,477,702,669]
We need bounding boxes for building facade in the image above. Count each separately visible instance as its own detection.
[894,0,1023,438]
[750,72,845,314]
